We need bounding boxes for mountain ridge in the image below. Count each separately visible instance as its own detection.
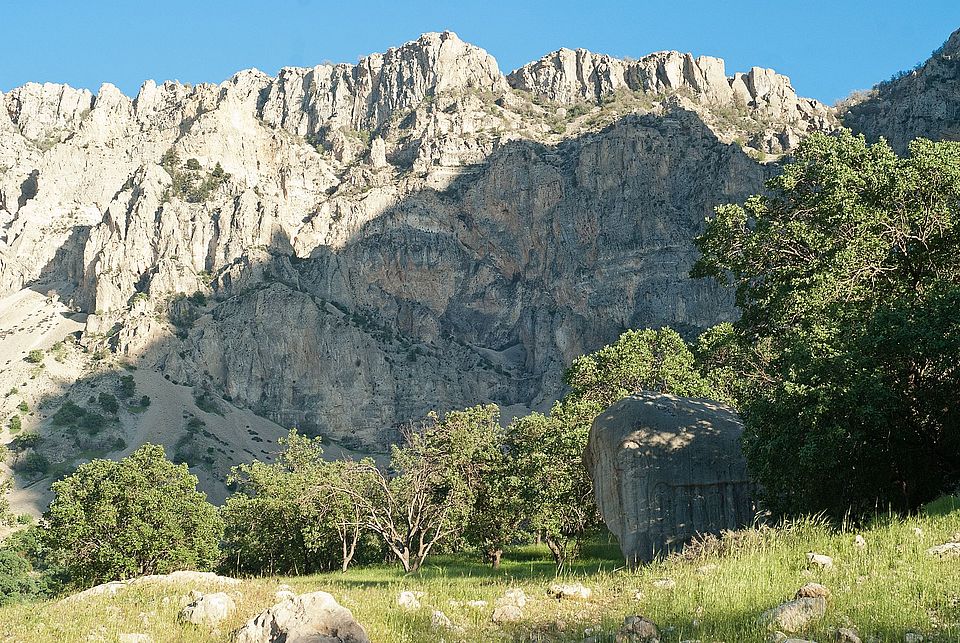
[0,27,954,510]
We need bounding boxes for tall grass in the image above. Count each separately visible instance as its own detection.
[1,501,958,642]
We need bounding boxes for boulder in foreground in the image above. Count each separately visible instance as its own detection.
[585,392,754,566]
[234,591,370,643]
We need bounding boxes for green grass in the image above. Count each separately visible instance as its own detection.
[1,504,958,642]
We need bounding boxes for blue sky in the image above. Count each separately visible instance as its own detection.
[1,1,957,104]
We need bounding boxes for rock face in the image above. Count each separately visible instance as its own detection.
[234,591,370,643]
[844,28,960,152]
[585,392,754,565]
[0,32,836,457]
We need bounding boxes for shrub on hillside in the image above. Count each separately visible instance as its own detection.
[97,392,119,415]
[0,550,41,606]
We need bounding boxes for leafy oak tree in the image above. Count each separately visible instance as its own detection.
[44,444,223,587]
[508,405,597,571]
[693,131,960,516]
[223,430,375,574]
[324,407,502,573]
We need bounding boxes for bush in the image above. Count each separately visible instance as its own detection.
[25,350,43,364]
[78,412,106,435]
[9,433,40,453]
[44,444,223,587]
[0,550,41,606]
[16,401,28,413]
[119,375,136,399]
[8,416,21,433]
[97,392,119,415]
[51,402,85,426]
[139,395,151,407]
[14,453,50,477]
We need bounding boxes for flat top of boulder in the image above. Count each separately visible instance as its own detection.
[590,392,743,456]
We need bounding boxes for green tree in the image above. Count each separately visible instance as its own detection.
[323,409,498,573]
[0,550,40,606]
[457,406,532,568]
[44,444,223,587]
[693,131,960,516]
[98,392,119,415]
[25,350,43,364]
[564,327,717,409]
[223,430,355,575]
[508,405,597,571]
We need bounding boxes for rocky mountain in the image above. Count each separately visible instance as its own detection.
[0,31,847,504]
[844,27,960,152]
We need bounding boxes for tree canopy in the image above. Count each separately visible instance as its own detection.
[693,131,960,516]
[44,444,223,587]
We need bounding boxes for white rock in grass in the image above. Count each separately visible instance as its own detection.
[854,535,866,548]
[430,610,453,630]
[548,582,592,600]
[759,597,827,632]
[497,588,527,608]
[926,542,960,558]
[466,600,488,609]
[396,591,422,611]
[836,627,863,643]
[616,615,660,642]
[234,591,370,643]
[904,634,924,643]
[492,604,523,624]
[806,552,834,569]
[118,636,152,643]
[178,591,235,626]
[652,578,676,590]
[913,527,924,537]
[794,582,831,600]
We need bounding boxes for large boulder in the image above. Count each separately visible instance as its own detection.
[234,591,370,643]
[585,392,755,566]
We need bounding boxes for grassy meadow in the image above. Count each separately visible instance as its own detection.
[1,499,959,642]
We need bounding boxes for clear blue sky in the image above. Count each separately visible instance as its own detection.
[1,0,957,105]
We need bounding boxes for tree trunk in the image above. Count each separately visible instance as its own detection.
[341,526,359,572]
[489,549,503,569]
[545,535,566,572]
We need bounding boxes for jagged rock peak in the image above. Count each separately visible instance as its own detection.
[258,30,509,134]
[507,46,830,125]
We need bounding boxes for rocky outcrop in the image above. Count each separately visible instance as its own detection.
[585,392,754,565]
[234,591,370,643]
[508,48,835,152]
[844,28,960,152]
[0,32,834,452]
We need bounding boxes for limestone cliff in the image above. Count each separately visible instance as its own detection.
[0,31,838,457]
[844,28,960,152]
